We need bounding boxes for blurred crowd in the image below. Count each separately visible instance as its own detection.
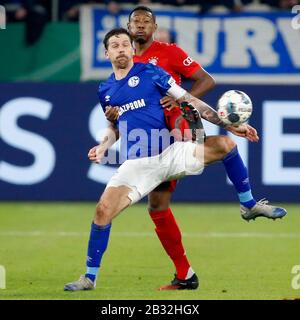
[1,0,299,23]
[1,0,298,44]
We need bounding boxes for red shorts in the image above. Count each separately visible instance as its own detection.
[164,106,193,141]
[152,106,188,193]
[152,106,191,193]
[153,180,177,193]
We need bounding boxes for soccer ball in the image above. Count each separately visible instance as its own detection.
[217,90,253,126]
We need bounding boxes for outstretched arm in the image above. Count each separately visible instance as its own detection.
[166,84,259,142]
[177,92,227,128]
[88,122,119,163]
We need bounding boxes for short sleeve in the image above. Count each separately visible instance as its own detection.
[97,84,107,113]
[168,44,201,78]
[146,64,174,95]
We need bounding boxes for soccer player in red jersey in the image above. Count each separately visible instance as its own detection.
[126,6,215,290]
[103,6,287,291]
[133,29,213,93]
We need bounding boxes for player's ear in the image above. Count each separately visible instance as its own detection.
[105,50,109,60]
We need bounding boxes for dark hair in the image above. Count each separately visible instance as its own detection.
[128,6,156,22]
[103,28,132,50]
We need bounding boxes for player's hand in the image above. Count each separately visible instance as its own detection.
[160,96,178,110]
[105,106,119,122]
[88,145,106,163]
[226,124,259,142]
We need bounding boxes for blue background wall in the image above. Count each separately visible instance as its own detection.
[0,82,299,202]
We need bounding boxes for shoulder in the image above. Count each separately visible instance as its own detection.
[159,42,185,54]
[132,62,166,77]
[98,75,114,100]
[169,44,192,61]
[143,62,168,75]
[152,41,182,54]
[142,63,171,84]
[98,74,114,91]
[157,42,191,64]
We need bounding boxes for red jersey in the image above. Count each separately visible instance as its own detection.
[133,41,201,85]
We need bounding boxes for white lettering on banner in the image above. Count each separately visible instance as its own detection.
[97,30,109,61]
[80,7,300,82]
[291,5,300,30]
[155,15,172,30]
[222,18,279,67]
[263,101,300,185]
[87,104,118,184]
[0,98,55,185]
[174,17,220,67]
[96,15,117,61]
[277,19,300,67]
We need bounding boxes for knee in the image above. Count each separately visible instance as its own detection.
[148,193,170,212]
[95,200,113,224]
[218,136,236,156]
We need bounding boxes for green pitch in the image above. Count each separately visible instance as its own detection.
[0,202,299,300]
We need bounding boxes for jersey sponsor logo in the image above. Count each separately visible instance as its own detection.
[183,56,194,66]
[118,98,146,116]
[148,56,158,65]
[128,76,140,87]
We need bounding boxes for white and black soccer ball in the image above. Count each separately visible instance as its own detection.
[217,90,253,126]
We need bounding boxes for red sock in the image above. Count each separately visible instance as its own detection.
[149,208,191,280]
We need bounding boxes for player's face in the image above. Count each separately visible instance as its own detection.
[105,34,134,69]
[128,10,157,45]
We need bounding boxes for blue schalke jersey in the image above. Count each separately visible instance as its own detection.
[98,62,175,160]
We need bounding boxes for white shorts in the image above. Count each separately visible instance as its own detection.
[106,141,204,204]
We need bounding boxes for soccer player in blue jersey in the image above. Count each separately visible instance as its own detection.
[64,28,287,291]
[101,6,288,291]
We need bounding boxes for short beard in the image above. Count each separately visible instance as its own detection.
[135,37,147,45]
[116,59,129,69]
[118,63,128,69]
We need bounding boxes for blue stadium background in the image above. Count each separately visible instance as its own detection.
[0,2,299,202]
